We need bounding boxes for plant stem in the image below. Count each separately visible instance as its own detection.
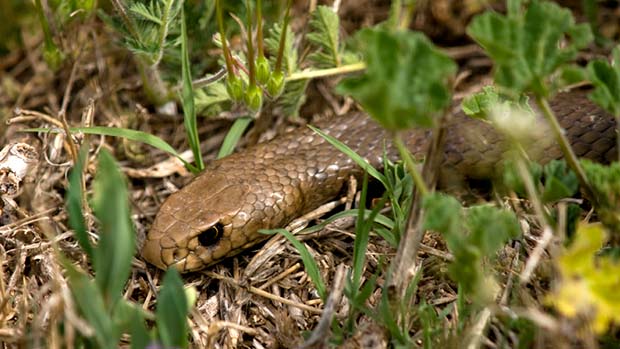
[393,133,429,197]
[275,0,292,73]
[216,0,235,76]
[535,95,596,203]
[152,0,175,67]
[246,0,256,87]
[286,62,366,81]
[256,0,264,58]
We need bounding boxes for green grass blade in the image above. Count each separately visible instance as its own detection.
[180,6,204,171]
[308,125,388,188]
[23,126,198,173]
[66,147,93,259]
[156,268,189,348]
[261,228,327,300]
[217,116,253,159]
[92,150,135,308]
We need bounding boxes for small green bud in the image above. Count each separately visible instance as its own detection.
[267,71,285,98]
[244,85,263,112]
[226,75,244,102]
[255,56,271,85]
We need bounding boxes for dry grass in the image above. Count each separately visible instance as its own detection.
[1,1,619,348]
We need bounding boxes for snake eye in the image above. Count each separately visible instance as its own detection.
[198,222,224,247]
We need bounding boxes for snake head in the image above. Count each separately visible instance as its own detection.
[142,171,251,272]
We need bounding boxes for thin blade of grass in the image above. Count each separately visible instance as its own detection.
[260,228,327,300]
[180,6,204,171]
[308,125,388,188]
[217,116,253,159]
[66,146,93,259]
[23,126,198,173]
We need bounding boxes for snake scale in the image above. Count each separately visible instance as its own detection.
[142,90,617,272]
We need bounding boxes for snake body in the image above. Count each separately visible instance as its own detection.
[142,90,617,272]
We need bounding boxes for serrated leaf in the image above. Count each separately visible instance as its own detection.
[337,28,456,131]
[92,150,135,308]
[588,46,620,116]
[307,5,341,68]
[422,193,463,236]
[581,160,620,231]
[467,1,593,97]
[465,205,521,256]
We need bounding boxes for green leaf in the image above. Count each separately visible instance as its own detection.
[23,126,197,172]
[541,160,578,203]
[581,160,620,231]
[217,117,253,159]
[66,264,119,348]
[502,159,543,197]
[180,5,204,171]
[465,205,521,256]
[261,228,327,300]
[337,28,456,131]
[66,147,93,260]
[588,46,620,116]
[421,193,463,236]
[307,5,341,68]
[266,22,297,74]
[467,1,593,97]
[156,268,189,348]
[308,125,389,189]
[92,150,135,308]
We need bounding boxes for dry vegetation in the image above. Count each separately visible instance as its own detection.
[1,0,620,348]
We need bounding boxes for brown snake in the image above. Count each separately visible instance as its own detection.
[142,90,617,272]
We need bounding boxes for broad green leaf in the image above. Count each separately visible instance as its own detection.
[66,147,93,259]
[66,264,119,348]
[465,205,521,256]
[307,5,342,68]
[180,6,204,171]
[217,117,253,158]
[467,1,593,97]
[92,150,135,308]
[338,28,456,131]
[588,46,620,116]
[421,193,462,236]
[157,268,189,348]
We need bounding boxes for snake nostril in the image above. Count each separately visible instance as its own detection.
[198,222,224,247]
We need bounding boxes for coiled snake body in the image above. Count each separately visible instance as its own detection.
[142,90,617,272]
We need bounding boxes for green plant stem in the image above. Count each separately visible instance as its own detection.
[275,0,292,72]
[535,95,596,203]
[256,0,264,58]
[393,133,429,197]
[216,0,235,75]
[33,0,54,51]
[286,62,366,82]
[246,0,256,87]
[152,0,175,66]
